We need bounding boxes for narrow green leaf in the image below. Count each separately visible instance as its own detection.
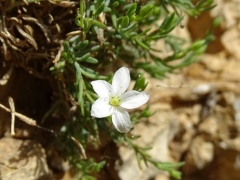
[126,3,137,17]
[135,39,150,50]
[83,18,94,33]
[68,35,79,43]
[86,57,98,64]
[68,57,74,64]
[103,7,111,12]
[96,0,104,4]
[63,41,71,52]
[169,170,182,179]
[112,1,119,7]
[111,13,117,28]
[75,52,91,61]
[117,16,123,27]
[95,3,105,17]
[93,20,108,30]
[139,4,154,18]
[121,16,129,28]
[90,45,101,52]
[74,62,82,82]
[78,65,107,79]
[122,22,138,33]
[75,40,89,50]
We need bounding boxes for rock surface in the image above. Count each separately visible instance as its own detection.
[116,0,240,179]
[0,137,51,180]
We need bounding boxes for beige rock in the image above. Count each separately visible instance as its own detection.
[0,137,51,180]
[155,173,169,180]
[221,58,240,81]
[211,0,240,29]
[183,136,214,175]
[222,27,240,60]
[116,109,179,180]
[201,53,227,72]
[199,116,218,135]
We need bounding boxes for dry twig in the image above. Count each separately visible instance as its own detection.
[71,136,87,160]
[0,97,56,136]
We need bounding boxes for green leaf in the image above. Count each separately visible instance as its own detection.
[139,4,154,18]
[83,18,94,33]
[67,57,74,64]
[121,16,129,28]
[95,3,105,17]
[169,170,182,179]
[135,38,150,50]
[68,35,79,43]
[93,20,108,30]
[140,146,152,151]
[75,53,91,61]
[63,41,71,52]
[51,61,66,72]
[159,13,183,34]
[117,16,123,27]
[112,1,119,7]
[90,45,101,52]
[74,62,82,82]
[103,7,111,13]
[126,3,137,17]
[72,39,89,50]
[96,0,104,4]
[80,0,86,14]
[111,13,117,28]
[122,22,138,33]
[86,57,98,64]
[160,13,176,28]
[133,74,148,91]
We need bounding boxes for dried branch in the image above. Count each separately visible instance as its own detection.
[0,97,57,137]
[71,136,87,160]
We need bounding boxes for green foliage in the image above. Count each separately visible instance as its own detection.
[158,0,215,17]
[48,0,215,179]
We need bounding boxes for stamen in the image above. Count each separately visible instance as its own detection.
[109,96,121,107]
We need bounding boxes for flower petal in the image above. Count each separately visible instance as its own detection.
[112,107,131,133]
[120,90,150,109]
[91,80,112,98]
[91,98,113,118]
[112,67,130,95]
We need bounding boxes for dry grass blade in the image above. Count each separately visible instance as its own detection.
[6,39,25,55]
[0,97,57,137]
[0,14,18,44]
[9,16,38,49]
[14,112,37,126]
[22,0,29,5]
[0,67,13,86]
[15,24,38,50]
[0,37,7,59]
[8,97,16,135]
[22,16,50,43]
[24,25,34,37]
[71,136,87,160]
[53,44,63,63]
[48,0,76,7]
[0,30,9,39]
[66,30,82,37]
[0,97,37,136]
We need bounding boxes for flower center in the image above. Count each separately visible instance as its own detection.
[109,96,121,107]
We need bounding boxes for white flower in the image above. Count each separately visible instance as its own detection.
[91,67,150,133]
